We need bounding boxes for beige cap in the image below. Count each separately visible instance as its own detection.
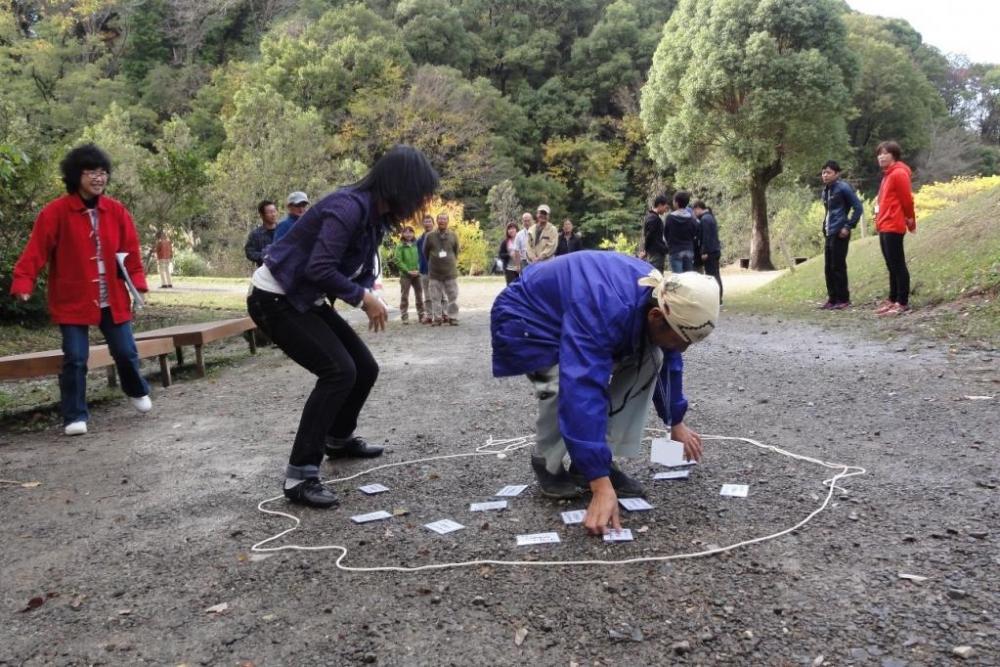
[638,269,720,344]
[536,204,551,214]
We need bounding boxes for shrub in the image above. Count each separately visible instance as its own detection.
[172,249,211,276]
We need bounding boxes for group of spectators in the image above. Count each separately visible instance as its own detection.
[498,204,583,285]
[642,190,723,303]
[244,192,311,268]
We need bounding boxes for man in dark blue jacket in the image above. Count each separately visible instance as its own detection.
[491,252,720,535]
[692,201,723,303]
[820,160,863,309]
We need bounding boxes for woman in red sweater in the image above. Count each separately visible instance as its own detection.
[874,141,916,315]
[11,144,151,436]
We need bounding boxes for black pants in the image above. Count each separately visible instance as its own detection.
[878,232,910,306]
[703,252,723,303]
[504,269,520,285]
[824,234,851,304]
[247,288,378,470]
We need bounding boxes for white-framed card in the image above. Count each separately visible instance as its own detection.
[654,469,691,481]
[720,484,749,498]
[470,500,508,512]
[603,528,634,542]
[495,484,529,497]
[358,483,390,495]
[516,532,561,546]
[650,437,699,467]
[424,519,465,535]
[619,497,654,512]
[561,510,586,525]
[350,510,393,524]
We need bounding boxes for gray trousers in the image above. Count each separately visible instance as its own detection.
[529,345,663,475]
[428,277,459,320]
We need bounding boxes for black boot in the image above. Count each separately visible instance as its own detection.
[531,455,582,499]
[569,461,646,498]
[325,436,384,459]
[284,478,339,509]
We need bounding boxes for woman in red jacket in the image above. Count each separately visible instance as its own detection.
[11,144,152,436]
[874,141,916,316]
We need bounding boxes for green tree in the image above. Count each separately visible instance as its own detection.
[641,0,855,269]
[486,179,522,230]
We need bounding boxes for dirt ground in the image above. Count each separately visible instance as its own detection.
[1,276,997,667]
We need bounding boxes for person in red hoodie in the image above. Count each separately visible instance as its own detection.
[874,140,916,316]
[11,144,152,436]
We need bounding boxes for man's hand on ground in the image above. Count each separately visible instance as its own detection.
[671,421,703,463]
[584,477,621,536]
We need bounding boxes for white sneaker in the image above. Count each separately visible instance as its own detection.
[130,395,153,413]
[64,421,88,436]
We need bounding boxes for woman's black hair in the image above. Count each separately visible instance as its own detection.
[505,221,519,234]
[61,143,112,193]
[352,145,440,223]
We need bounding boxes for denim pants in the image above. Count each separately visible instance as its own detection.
[247,288,378,478]
[669,251,694,273]
[59,307,149,425]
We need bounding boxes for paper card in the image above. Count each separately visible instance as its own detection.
[424,519,465,535]
[650,437,698,467]
[603,528,634,543]
[350,510,393,524]
[720,484,749,498]
[470,500,509,512]
[495,484,529,497]
[654,469,691,481]
[516,532,561,546]
[561,510,586,525]
[619,498,654,512]
[358,483,390,495]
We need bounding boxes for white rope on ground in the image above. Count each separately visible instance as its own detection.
[250,432,866,572]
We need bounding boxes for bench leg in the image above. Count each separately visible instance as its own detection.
[159,354,172,387]
[175,345,184,367]
[248,331,258,355]
[106,366,117,388]
[195,344,205,378]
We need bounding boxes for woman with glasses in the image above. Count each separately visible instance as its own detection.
[10,144,152,436]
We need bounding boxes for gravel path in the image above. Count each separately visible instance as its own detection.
[0,294,997,665]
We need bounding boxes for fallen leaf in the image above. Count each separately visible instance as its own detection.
[70,595,85,610]
[21,481,42,488]
[514,627,528,646]
[392,507,410,517]
[898,573,929,582]
[19,596,45,612]
[964,395,994,400]
[204,602,229,614]
[117,609,133,615]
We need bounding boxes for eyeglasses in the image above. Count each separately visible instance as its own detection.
[82,169,108,179]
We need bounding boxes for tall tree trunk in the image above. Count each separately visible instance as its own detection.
[749,159,782,271]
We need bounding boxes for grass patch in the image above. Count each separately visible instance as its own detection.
[728,184,1000,348]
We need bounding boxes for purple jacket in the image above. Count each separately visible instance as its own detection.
[264,189,387,312]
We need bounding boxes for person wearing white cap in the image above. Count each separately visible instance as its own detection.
[273,191,310,243]
[491,251,720,536]
[526,204,559,263]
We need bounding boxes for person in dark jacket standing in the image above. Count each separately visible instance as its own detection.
[244,200,279,267]
[665,191,698,273]
[498,222,521,284]
[819,160,863,310]
[555,218,582,255]
[246,145,439,508]
[692,201,723,304]
[642,194,669,270]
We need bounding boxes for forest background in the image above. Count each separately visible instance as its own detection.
[1,0,999,321]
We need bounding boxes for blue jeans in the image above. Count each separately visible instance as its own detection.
[59,307,149,424]
[669,251,694,273]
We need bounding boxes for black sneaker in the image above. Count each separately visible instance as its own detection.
[569,461,647,498]
[324,436,384,459]
[284,478,339,509]
[531,455,582,499]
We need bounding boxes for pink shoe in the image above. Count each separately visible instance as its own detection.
[819,301,835,310]
[832,302,851,310]
[884,303,910,316]
[875,301,897,315]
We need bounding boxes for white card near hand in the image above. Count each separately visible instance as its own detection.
[619,497,654,512]
[516,532,561,546]
[350,510,393,523]
[650,437,698,467]
[495,484,528,497]
[561,510,586,525]
[720,484,749,498]
[603,528,634,542]
[470,500,508,512]
[424,519,465,535]
[358,483,390,495]
[654,469,691,481]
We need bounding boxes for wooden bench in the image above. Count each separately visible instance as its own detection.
[133,316,257,378]
[0,337,176,387]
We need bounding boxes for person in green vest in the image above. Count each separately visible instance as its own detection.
[394,225,424,324]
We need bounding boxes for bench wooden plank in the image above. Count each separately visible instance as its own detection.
[0,337,175,387]
[133,316,256,377]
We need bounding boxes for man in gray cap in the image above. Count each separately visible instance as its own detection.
[526,204,559,263]
[273,191,310,242]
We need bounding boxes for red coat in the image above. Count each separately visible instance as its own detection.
[11,194,148,325]
[876,161,916,235]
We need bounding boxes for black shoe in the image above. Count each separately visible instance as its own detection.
[531,455,582,499]
[325,436,384,459]
[284,478,339,508]
[569,461,647,498]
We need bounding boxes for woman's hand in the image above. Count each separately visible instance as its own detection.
[361,291,388,332]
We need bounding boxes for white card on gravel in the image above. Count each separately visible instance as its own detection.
[561,510,586,525]
[720,484,749,498]
[424,519,465,535]
[350,510,393,523]
[603,528,634,542]
[358,483,390,495]
[654,469,691,480]
[495,484,528,497]
[470,500,508,512]
[516,532,561,546]
[650,437,698,467]
[619,497,654,511]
